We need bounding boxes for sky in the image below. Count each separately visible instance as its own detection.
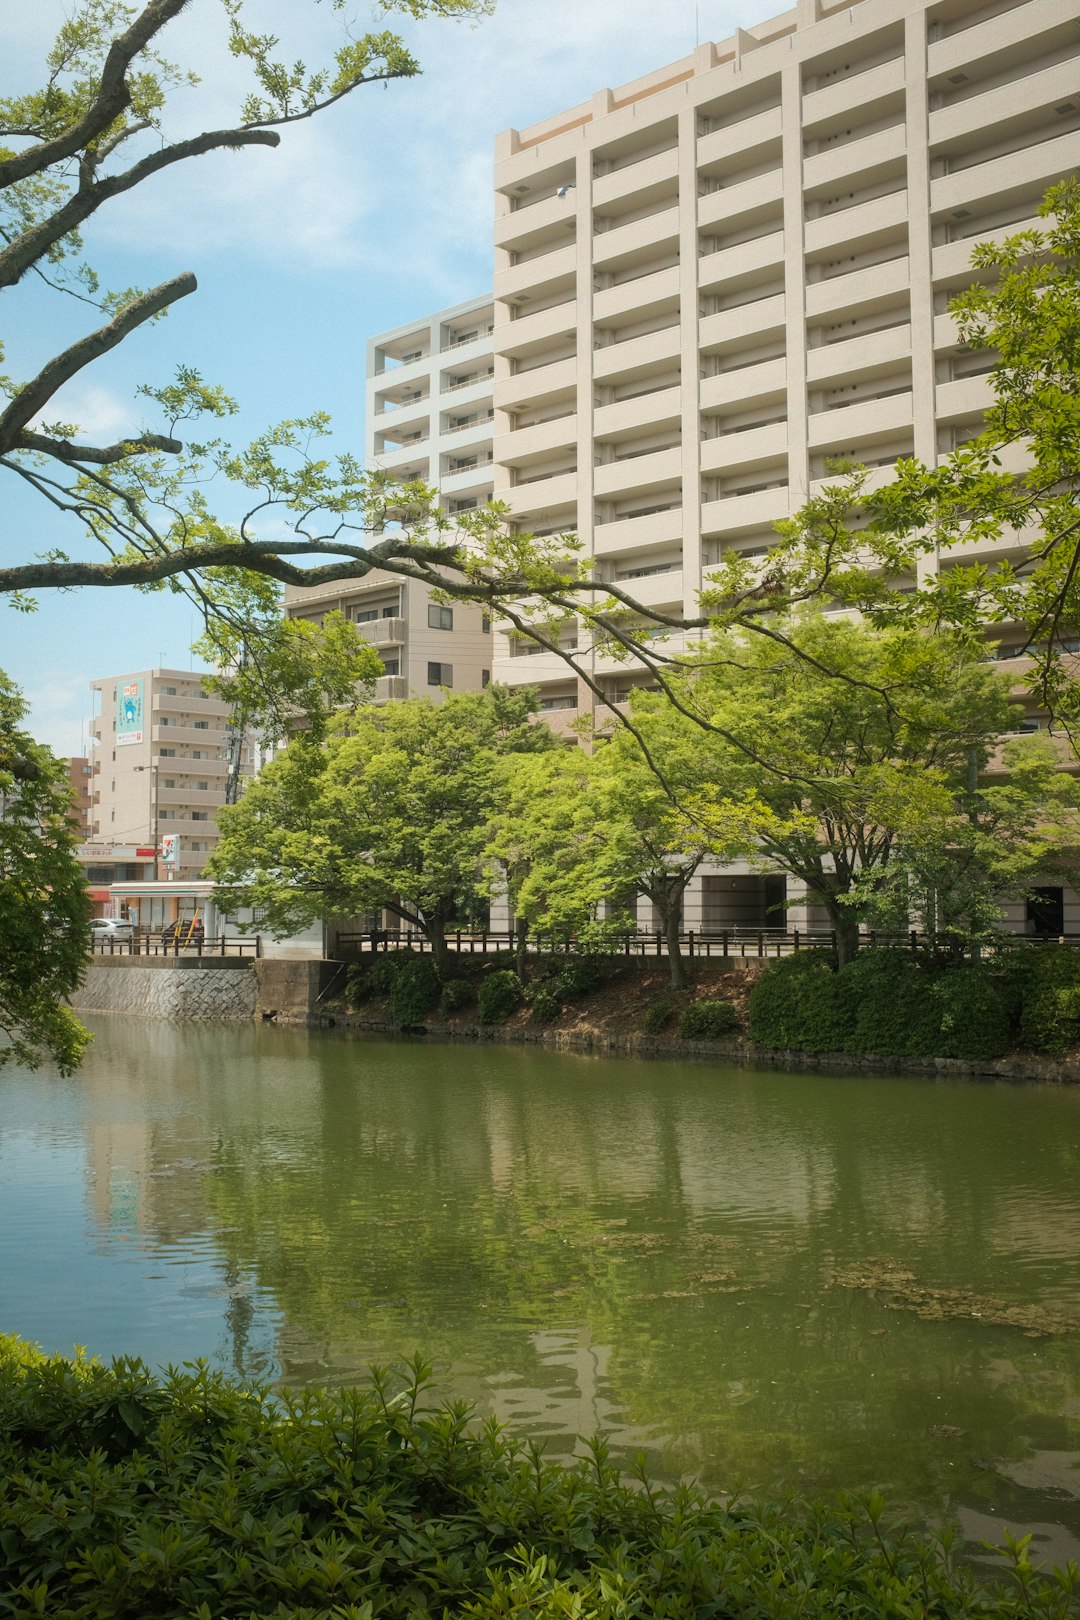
[2,0,768,755]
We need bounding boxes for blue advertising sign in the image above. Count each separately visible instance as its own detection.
[116,679,144,747]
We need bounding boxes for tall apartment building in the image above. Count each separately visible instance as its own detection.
[90,669,252,880]
[483,0,1080,932]
[284,295,495,695]
[488,0,1079,723]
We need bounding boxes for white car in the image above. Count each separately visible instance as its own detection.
[89,918,135,943]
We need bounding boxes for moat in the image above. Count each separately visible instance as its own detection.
[2,1014,1079,1564]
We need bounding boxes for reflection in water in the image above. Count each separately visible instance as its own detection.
[1,1014,1079,1559]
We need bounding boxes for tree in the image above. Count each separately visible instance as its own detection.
[209,684,555,972]
[0,674,92,1072]
[676,616,1021,966]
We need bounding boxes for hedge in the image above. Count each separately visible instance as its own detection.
[0,1338,1075,1619]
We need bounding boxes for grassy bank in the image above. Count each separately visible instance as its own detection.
[2,1336,1077,1619]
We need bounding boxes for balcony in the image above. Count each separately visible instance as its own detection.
[803,189,908,258]
[935,375,994,423]
[495,245,577,302]
[441,461,494,497]
[697,106,783,172]
[594,146,679,210]
[805,254,910,318]
[152,725,227,746]
[807,390,913,450]
[153,693,229,717]
[374,675,409,703]
[503,470,579,517]
[375,439,431,473]
[593,505,684,557]
[701,355,787,413]
[700,485,789,535]
[609,566,684,612]
[806,322,911,384]
[699,292,786,353]
[593,205,680,269]
[801,55,906,130]
[701,420,788,472]
[495,189,576,250]
[928,0,1066,83]
[499,648,579,686]
[355,616,407,648]
[497,299,576,358]
[697,169,783,232]
[594,446,681,500]
[495,414,577,466]
[497,356,577,412]
[803,123,906,194]
[593,264,680,326]
[931,61,1078,153]
[930,218,1039,286]
[593,385,681,441]
[698,229,784,292]
[931,131,1080,219]
[593,325,681,380]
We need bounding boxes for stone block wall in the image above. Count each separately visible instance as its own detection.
[73,962,257,1021]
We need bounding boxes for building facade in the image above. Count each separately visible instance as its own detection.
[482,0,1080,934]
[90,668,252,881]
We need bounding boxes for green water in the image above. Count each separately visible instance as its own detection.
[2,1015,1080,1562]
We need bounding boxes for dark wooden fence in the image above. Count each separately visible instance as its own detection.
[89,933,262,959]
[332,928,1080,962]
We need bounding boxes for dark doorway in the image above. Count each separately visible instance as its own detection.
[1027,887,1065,936]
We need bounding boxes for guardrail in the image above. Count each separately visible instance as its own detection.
[332,928,1080,961]
[89,934,262,958]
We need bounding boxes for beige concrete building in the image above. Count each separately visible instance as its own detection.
[90,669,252,880]
[285,295,495,696]
[484,0,1080,933]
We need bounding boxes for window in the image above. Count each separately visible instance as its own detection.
[481,669,491,688]
[427,604,454,631]
[193,720,209,730]
[482,615,491,634]
[382,605,397,618]
[427,662,453,687]
[162,778,175,788]
[191,811,209,821]
[162,685,177,696]
[196,780,208,790]
[355,608,379,622]
[381,658,400,676]
[159,747,176,758]
[159,716,173,727]
[540,696,578,711]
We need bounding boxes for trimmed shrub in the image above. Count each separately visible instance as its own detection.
[344,962,376,1008]
[679,999,740,1040]
[749,950,850,1053]
[1012,948,1080,1054]
[368,948,415,994]
[388,957,442,1026]
[930,965,1015,1060]
[841,949,942,1058]
[0,1337,1072,1620]
[555,952,619,999]
[643,997,675,1034]
[528,984,563,1024]
[477,969,523,1025]
[439,976,474,1015]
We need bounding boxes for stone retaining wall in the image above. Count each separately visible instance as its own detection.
[73,961,257,1021]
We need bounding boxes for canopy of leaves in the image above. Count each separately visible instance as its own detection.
[0,674,91,1072]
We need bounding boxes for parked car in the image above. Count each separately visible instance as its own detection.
[89,918,135,943]
[161,919,205,946]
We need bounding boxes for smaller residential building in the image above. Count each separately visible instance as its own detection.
[64,756,93,837]
[90,668,253,880]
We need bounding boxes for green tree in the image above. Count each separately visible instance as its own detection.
[210,684,554,972]
[679,616,1020,965]
[0,675,91,1072]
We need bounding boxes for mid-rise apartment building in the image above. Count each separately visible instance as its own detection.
[481,0,1080,933]
[284,295,495,694]
[90,669,252,880]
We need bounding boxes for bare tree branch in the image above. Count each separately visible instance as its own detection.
[15,429,184,465]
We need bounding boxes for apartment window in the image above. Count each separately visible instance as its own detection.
[159,717,173,727]
[196,781,208,791]
[382,605,397,618]
[356,608,379,622]
[482,615,491,634]
[192,750,206,759]
[191,811,209,821]
[427,662,453,687]
[159,747,176,757]
[193,720,209,730]
[540,696,578,711]
[381,658,400,676]
[427,604,454,631]
[162,778,175,789]
[162,685,177,696]
[482,669,491,689]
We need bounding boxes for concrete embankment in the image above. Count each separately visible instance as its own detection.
[73,957,257,1021]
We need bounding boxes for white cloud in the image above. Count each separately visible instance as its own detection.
[23,670,96,759]
[33,384,139,442]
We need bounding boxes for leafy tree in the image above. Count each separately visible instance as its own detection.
[0,675,91,1072]
[209,684,555,972]
[678,616,1021,965]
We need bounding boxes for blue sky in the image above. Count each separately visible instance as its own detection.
[2,0,763,754]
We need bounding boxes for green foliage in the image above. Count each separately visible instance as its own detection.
[1,1338,1076,1620]
[643,997,676,1034]
[0,674,91,1072]
[528,983,563,1024]
[553,952,618,999]
[388,957,442,1026]
[1010,949,1080,1056]
[748,952,850,1053]
[679,999,741,1040]
[439,976,474,1015]
[750,950,1025,1061]
[477,970,523,1025]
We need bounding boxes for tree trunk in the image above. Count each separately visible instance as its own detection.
[830,908,860,968]
[514,915,529,983]
[663,903,687,990]
[428,924,450,978]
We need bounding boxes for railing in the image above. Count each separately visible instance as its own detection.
[332,928,1080,961]
[89,933,262,958]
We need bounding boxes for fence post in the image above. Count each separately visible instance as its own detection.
[793,928,800,953]
[910,929,918,953]
[656,931,662,958]
[688,930,695,958]
[757,931,764,958]
[456,930,462,953]
[482,930,488,954]
[722,930,729,959]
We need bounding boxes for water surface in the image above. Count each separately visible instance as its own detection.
[2,1015,1079,1562]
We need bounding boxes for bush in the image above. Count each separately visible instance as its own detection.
[0,1336,1072,1620]
[679,999,740,1040]
[388,957,442,1026]
[749,951,850,1053]
[439,976,474,1015]
[930,965,1015,1060]
[529,984,563,1024]
[841,949,941,1058]
[1012,948,1080,1054]
[367,948,415,995]
[344,962,376,1007]
[477,969,523,1025]
[555,952,619,999]
[643,997,675,1034]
